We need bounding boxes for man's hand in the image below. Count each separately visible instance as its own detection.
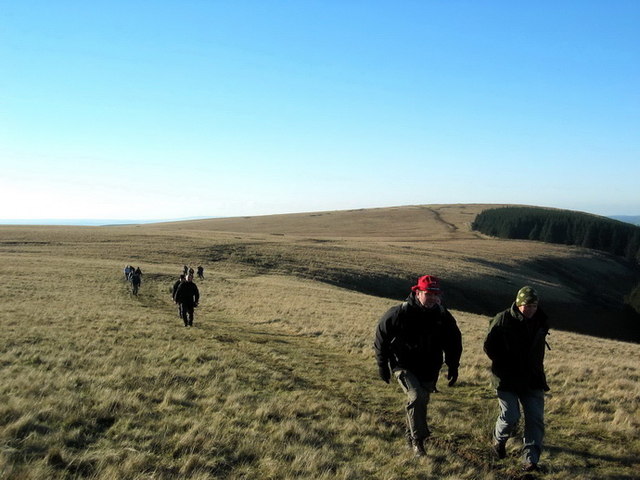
[447,367,459,387]
[378,363,391,384]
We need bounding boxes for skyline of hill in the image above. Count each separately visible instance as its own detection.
[610,215,640,226]
[0,206,638,227]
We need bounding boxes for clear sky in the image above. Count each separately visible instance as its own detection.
[1,1,639,222]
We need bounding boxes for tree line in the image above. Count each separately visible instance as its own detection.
[472,207,640,263]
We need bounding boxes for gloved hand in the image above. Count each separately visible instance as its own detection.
[378,363,391,384]
[447,367,459,387]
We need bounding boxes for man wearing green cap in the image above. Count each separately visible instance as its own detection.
[484,286,550,472]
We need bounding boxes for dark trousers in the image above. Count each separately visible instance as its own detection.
[180,304,195,326]
[394,369,434,441]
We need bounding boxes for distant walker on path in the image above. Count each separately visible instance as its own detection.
[174,273,200,327]
[130,270,141,296]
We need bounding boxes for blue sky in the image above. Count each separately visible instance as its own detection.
[1,1,638,222]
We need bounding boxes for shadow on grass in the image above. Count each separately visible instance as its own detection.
[204,241,640,342]
[64,416,116,450]
[545,443,639,469]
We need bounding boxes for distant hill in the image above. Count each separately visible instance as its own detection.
[610,215,640,226]
[144,203,640,342]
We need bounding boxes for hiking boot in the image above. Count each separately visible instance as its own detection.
[522,462,538,472]
[492,441,506,459]
[412,438,427,457]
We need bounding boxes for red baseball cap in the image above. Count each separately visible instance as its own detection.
[411,275,442,293]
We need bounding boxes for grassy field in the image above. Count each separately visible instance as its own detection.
[1,205,639,479]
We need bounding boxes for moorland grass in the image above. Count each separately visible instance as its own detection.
[1,209,639,479]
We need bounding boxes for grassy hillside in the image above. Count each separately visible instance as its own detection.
[1,205,639,479]
[144,204,640,342]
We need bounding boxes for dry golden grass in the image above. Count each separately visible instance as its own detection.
[1,205,639,479]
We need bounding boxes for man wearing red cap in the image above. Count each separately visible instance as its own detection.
[374,275,463,457]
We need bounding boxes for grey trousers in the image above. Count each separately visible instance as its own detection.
[394,369,434,441]
[494,389,545,464]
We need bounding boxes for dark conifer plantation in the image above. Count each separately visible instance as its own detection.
[472,207,640,263]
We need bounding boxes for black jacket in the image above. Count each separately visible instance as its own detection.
[374,294,462,382]
[484,303,550,392]
[175,281,200,306]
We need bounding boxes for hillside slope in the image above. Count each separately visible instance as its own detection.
[0,225,638,479]
[143,203,640,342]
[145,203,491,240]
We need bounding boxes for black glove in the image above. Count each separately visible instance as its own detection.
[378,363,391,384]
[447,367,458,387]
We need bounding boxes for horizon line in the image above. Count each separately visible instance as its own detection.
[0,216,217,226]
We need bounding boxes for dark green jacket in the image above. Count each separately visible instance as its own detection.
[484,303,550,392]
[374,294,462,382]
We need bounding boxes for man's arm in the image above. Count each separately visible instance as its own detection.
[374,306,400,383]
[443,312,463,386]
[483,313,505,360]
[174,283,184,302]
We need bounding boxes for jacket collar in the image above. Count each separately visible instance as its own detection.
[510,303,525,321]
[510,302,548,323]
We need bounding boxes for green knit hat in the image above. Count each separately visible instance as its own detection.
[515,286,539,306]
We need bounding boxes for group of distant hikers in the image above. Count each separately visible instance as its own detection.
[122,264,203,328]
[123,265,143,295]
[374,275,550,473]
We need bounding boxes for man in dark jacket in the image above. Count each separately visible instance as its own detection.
[130,270,141,296]
[374,275,463,457]
[484,286,550,472]
[174,273,200,327]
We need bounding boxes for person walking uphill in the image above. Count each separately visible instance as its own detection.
[374,275,462,457]
[130,269,141,296]
[174,273,200,327]
[484,286,550,473]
